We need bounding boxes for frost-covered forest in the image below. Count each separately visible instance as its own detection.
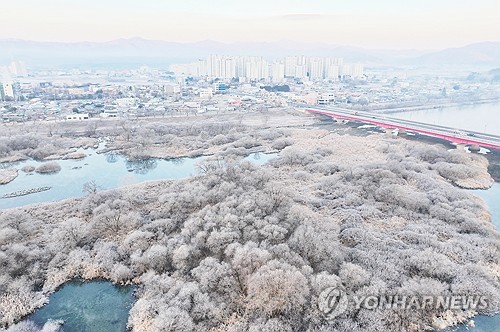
[0,124,499,332]
[0,111,303,164]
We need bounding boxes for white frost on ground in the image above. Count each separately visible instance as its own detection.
[0,169,18,185]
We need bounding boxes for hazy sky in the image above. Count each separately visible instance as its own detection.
[1,0,499,49]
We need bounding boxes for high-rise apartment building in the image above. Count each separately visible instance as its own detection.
[325,65,340,81]
[308,57,324,80]
[271,62,285,82]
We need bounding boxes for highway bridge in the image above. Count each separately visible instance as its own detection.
[306,107,500,150]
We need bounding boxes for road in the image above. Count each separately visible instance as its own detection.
[306,106,500,150]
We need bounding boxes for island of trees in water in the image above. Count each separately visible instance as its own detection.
[0,113,499,332]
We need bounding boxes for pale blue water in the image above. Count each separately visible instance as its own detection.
[388,102,500,136]
[474,182,500,229]
[27,280,134,332]
[447,315,500,332]
[448,184,500,332]
[0,150,276,209]
[0,150,200,209]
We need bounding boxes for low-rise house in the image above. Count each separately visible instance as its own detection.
[66,113,89,120]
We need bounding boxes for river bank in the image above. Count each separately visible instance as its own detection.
[0,169,17,185]
[484,149,500,182]
[377,98,500,115]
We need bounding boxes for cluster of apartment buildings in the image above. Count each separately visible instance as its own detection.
[0,61,29,101]
[170,55,364,82]
[0,61,28,78]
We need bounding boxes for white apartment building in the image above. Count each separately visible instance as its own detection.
[284,56,307,77]
[245,58,269,80]
[271,62,285,82]
[0,82,14,100]
[325,65,340,81]
[308,58,324,80]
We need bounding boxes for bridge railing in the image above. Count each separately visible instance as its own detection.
[306,108,500,150]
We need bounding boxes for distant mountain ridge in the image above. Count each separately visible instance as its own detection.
[415,42,500,66]
[0,38,499,69]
